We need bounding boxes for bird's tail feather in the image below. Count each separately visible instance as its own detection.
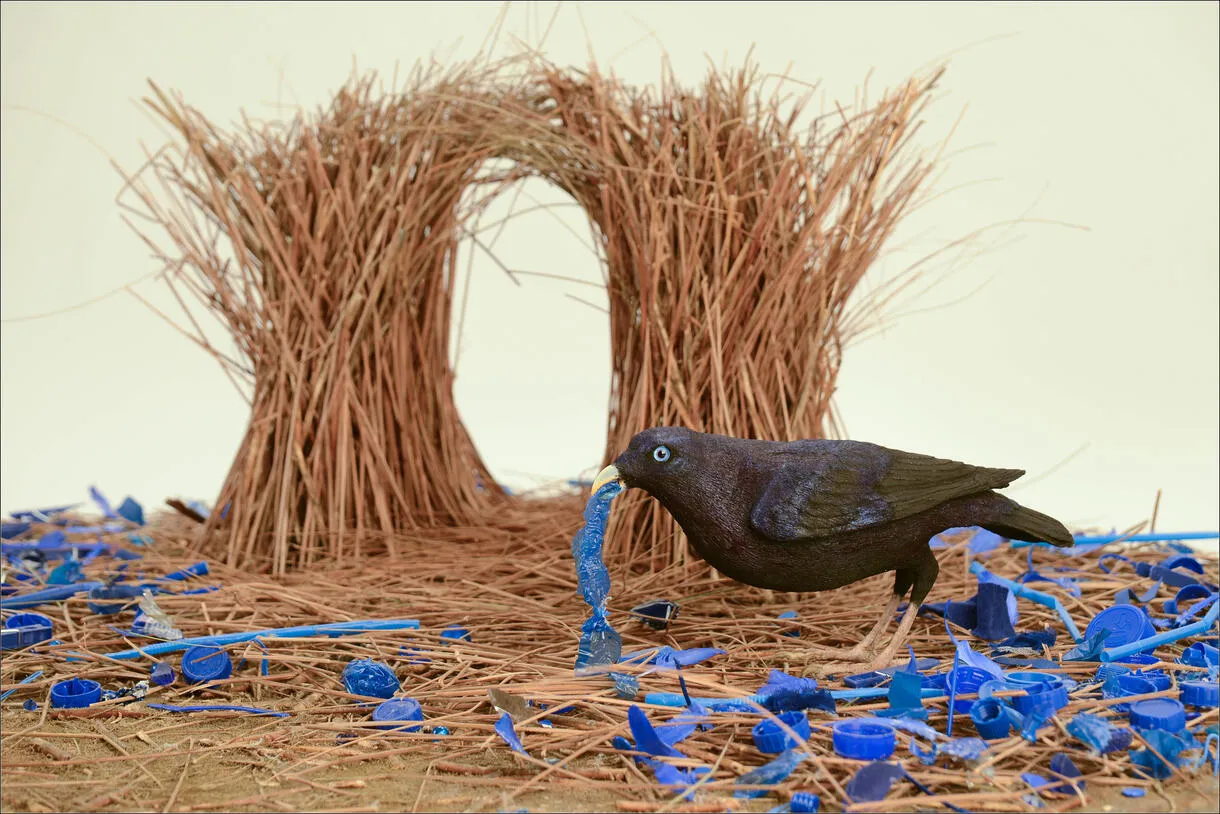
[984,502,1074,548]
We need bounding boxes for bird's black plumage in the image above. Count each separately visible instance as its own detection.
[606,426,1073,605]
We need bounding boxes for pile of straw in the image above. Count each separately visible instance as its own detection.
[124,54,942,573]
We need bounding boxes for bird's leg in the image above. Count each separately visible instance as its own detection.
[851,553,940,672]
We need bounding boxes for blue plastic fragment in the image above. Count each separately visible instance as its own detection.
[0,670,44,702]
[1,521,32,539]
[973,582,1018,641]
[440,625,472,643]
[609,671,639,700]
[1,612,54,650]
[1047,752,1084,793]
[628,705,683,758]
[753,710,811,754]
[844,761,904,803]
[996,628,1057,652]
[1122,787,1146,798]
[23,699,37,711]
[968,563,1083,642]
[758,669,835,713]
[572,483,625,673]
[733,748,806,799]
[116,497,145,526]
[1066,712,1133,754]
[89,486,118,519]
[341,660,399,699]
[1130,728,1198,779]
[149,661,176,686]
[372,697,424,731]
[1063,629,1110,662]
[494,711,527,754]
[628,599,679,630]
[655,703,709,748]
[102,618,421,660]
[147,703,287,717]
[47,558,84,586]
[652,763,710,800]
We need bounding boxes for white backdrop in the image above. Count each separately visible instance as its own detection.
[2,2,1217,535]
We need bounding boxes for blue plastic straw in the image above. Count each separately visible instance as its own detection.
[644,685,950,709]
[147,703,288,717]
[1,582,105,610]
[968,562,1083,642]
[1012,531,1218,549]
[0,670,43,702]
[1100,599,1219,662]
[102,618,421,660]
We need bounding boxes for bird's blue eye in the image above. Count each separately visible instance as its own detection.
[652,445,671,463]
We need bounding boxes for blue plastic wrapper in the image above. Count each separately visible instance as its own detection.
[628,705,684,758]
[609,671,639,700]
[995,628,1057,652]
[89,486,118,519]
[653,763,710,800]
[495,711,527,754]
[116,497,145,526]
[758,670,835,714]
[1047,752,1084,793]
[1130,728,1198,780]
[1063,629,1110,662]
[733,748,806,799]
[572,483,624,673]
[844,761,905,803]
[1066,712,1134,755]
[972,582,1017,641]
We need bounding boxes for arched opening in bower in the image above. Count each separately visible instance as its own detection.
[450,173,612,496]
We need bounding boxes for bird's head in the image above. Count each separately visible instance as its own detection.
[591,426,703,499]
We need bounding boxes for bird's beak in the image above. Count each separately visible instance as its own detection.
[591,464,623,494]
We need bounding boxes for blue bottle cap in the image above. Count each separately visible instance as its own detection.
[182,645,233,683]
[1,612,54,649]
[1004,671,1064,688]
[831,719,895,760]
[790,791,821,813]
[1094,663,1131,683]
[342,659,400,699]
[946,666,994,713]
[1181,642,1220,668]
[50,677,102,709]
[150,661,176,686]
[1127,698,1187,732]
[440,625,472,642]
[1084,605,1156,650]
[372,697,424,731]
[969,697,1012,740]
[751,710,810,754]
[1179,680,1219,709]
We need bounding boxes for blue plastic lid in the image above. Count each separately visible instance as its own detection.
[790,791,820,813]
[150,661,176,687]
[1181,642,1220,668]
[832,720,895,760]
[1128,698,1187,732]
[372,697,424,731]
[342,659,400,699]
[751,710,810,754]
[970,697,1012,739]
[1094,663,1131,683]
[50,677,102,709]
[1085,605,1155,649]
[4,612,53,630]
[440,625,472,642]
[1180,680,1219,709]
[182,645,233,683]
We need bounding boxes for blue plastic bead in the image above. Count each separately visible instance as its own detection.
[50,678,102,709]
[150,661,176,686]
[1180,679,1219,709]
[1128,698,1187,733]
[751,711,811,754]
[431,725,450,736]
[341,659,399,699]
[181,645,233,683]
[831,720,895,760]
[372,697,424,731]
[970,697,1012,739]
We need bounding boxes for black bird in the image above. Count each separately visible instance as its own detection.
[591,427,1074,672]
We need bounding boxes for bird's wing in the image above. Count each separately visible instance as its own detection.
[748,441,1024,542]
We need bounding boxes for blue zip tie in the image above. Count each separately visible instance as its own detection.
[146,703,288,717]
[1012,531,1218,549]
[969,562,1083,642]
[101,618,421,660]
[1101,599,1219,662]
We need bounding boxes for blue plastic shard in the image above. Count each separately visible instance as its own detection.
[733,748,806,799]
[116,497,145,526]
[996,628,1057,652]
[1122,787,1146,798]
[1,522,31,539]
[1063,629,1110,662]
[1048,752,1084,793]
[973,582,1017,641]
[653,763,710,801]
[146,703,287,717]
[968,528,1005,555]
[1131,728,1198,780]
[1066,712,1133,755]
[656,703,710,747]
[609,672,639,700]
[976,571,1019,626]
[952,637,1004,680]
[47,557,84,586]
[89,486,118,519]
[495,711,527,754]
[880,670,924,718]
[844,761,905,803]
[1174,594,1219,628]
[627,705,683,758]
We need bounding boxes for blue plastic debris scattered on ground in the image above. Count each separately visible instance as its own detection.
[571,482,625,673]
[495,711,527,754]
[758,669,836,713]
[341,659,399,699]
[609,671,640,700]
[845,761,905,803]
[147,703,288,717]
[1122,787,1146,798]
[1066,712,1133,754]
[734,748,806,799]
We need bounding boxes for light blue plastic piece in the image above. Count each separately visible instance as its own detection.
[644,685,950,709]
[1,582,105,610]
[102,618,421,660]
[969,562,1083,642]
[1101,599,1219,662]
[1011,531,1218,548]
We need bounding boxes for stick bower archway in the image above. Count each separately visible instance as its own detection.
[127,56,942,574]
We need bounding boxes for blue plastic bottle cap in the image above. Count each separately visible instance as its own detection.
[832,720,896,760]
[1180,680,1219,709]
[751,710,811,754]
[1116,674,1157,696]
[1128,698,1187,733]
[150,661,176,687]
[50,677,102,709]
[1,612,54,649]
[1009,682,1069,715]
[790,791,821,813]
[182,645,233,683]
[946,667,994,713]
[440,625,472,642]
[1094,663,1131,683]
[372,697,424,731]
[1181,642,1220,668]
[1004,671,1064,688]
[1084,605,1156,650]
[342,659,400,699]
[969,697,1012,740]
